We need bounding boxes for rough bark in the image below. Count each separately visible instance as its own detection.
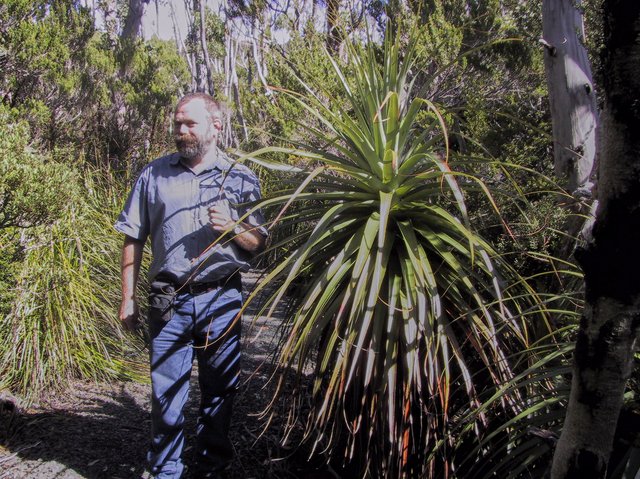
[550,1,640,478]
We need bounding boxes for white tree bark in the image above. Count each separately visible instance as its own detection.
[227,35,249,145]
[170,2,194,75]
[121,0,150,41]
[541,0,598,196]
[198,0,215,95]
[250,19,273,97]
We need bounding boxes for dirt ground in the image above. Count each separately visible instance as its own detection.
[0,274,335,479]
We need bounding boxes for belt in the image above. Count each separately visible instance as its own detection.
[177,274,240,296]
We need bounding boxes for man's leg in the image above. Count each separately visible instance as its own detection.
[148,295,194,479]
[192,282,242,473]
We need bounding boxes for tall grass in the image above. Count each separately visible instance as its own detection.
[0,170,147,400]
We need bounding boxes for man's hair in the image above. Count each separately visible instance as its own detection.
[176,93,225,121]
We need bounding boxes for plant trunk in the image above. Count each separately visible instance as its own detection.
[326,0,340,52]
[250,19,272,97]
[198,0,215,95]
[191,0,207,92]
[550,1,640,477]
[121,0,150,41]
[169,2,194,76]
[542,0,598,193]
[542,0,599,251]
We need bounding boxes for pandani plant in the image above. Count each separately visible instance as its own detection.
[230,29,565,478]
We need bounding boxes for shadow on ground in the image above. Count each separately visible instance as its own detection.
[0,275,334,478]
[0,383,151,478]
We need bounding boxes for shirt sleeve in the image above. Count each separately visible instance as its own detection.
[239,171,268,237]
[114,168,150,242]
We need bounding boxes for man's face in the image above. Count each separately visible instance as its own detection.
[174,99,221,160]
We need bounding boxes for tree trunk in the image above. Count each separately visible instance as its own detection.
[198,0,215,95]
[189,0,207,92]
[121,0,150,41]
[550,1,640,477]
[250,19,272,97]
[542,0,598,195]
[225,35,248,146]
[326,0,340,52]
[169,1,194,75]
[541,0,598,282]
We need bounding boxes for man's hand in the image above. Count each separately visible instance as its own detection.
[119,297,140,331]
[207,202,234,234]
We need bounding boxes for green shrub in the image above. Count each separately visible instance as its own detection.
[0,107,79,230]
[0,164,147,399]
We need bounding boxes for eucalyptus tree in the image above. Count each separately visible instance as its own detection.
[541,0,599,260]
[121,0,151,40]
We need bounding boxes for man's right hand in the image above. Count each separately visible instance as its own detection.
[120,236,144,332]
[119,298,140,331]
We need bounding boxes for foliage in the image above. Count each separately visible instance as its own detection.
[403,2,572,280]
[0,0,189,168]
[240,30,347,148]
[0,105,80,327]
[0,169,147,399]
[0,3,609,474]
[238,30,562,477]
[236,29,355,223]
[0,1,94,144]
[0,107,79,230]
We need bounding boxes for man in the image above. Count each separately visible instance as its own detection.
[116,93,267,479]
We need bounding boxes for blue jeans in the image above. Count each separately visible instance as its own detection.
[147,280,242,479]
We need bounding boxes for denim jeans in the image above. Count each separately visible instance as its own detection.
[147,279,242,479]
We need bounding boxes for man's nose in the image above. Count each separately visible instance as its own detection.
[178,123,189,134]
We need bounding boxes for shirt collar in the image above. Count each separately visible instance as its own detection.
[169,148,234,172]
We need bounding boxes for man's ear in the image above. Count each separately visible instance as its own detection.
[212,118,223,131]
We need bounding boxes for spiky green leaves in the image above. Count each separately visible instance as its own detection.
[239,30,554,478]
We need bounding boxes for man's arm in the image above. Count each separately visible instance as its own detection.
[231,221,266,253]
[119,235,145,331]
[208,205,266,254]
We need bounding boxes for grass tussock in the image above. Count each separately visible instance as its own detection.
[0,170,148,400]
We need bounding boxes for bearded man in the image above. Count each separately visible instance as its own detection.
[116,93,267,479]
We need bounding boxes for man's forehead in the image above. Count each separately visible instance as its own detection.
[176,98,204,115]
[175,98,219,120]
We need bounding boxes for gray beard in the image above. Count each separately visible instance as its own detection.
[175,136,208,160]
[176,141,205,160]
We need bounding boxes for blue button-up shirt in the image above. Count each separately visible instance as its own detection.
[115,151,267,283]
